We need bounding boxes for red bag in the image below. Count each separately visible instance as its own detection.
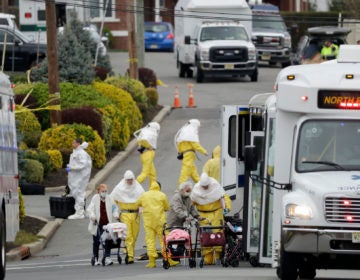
[200,231,225,247]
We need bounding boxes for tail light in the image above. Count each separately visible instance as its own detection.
[166,33,174,39]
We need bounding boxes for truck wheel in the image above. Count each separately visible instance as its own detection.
[277,247,298,280]
[0,210,5,280]
[250,70,258,82]
[178,62,186,78]
[196,67,204,83]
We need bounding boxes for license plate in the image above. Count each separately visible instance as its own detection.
[225,64,234,69]
[352,232,360,243]
[149,44,158,49]
[261,54,271,60]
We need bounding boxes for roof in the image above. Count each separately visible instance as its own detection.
[307,26,352,36]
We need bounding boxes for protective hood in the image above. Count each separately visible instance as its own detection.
[111,174,145,203]
[191,176,225,205]
[133,122,160,149]
[149,181,161,191]
[174,119,200,145]
[212,145,221,159]
[79,141,89,150]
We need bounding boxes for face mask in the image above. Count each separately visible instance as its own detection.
[100,192,107,199]
[182,192,191,198]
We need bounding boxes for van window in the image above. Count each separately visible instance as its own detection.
[0,18,9,26]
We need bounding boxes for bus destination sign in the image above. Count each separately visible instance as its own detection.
[318,90,360,110]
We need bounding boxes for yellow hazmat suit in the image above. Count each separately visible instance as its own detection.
[191,173,231,265]
[136,181,170,268]
[175,119,208,186]
[134,122,160,185]
[110,170,145,263]
[202,145,221,182]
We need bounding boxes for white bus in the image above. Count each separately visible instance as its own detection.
[18,0,90,43]
[0,72,19,280]
[221,45,360,279]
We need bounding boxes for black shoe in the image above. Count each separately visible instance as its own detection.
[127,260,134,264]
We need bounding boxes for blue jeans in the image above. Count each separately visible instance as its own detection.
[92,226,112,259]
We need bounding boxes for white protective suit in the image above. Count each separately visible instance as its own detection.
[133,122,160,184]
[68,142,92,214]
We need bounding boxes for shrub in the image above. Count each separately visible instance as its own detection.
[138,67,158,88]
[18,187,25,224]
[23,149,51,177]
[14,94,38,109]
[61,106,104,137]
[46,149,63,171]
[145,87,159,107]
[38,123,106,168]
[14,83,52,130]
[104,76,148,104]
[92,81,143,134]
[15,105,42,148]
[22,159,44,184]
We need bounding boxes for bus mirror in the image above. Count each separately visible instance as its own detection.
[245,145,258,171]
[184,35,191,45]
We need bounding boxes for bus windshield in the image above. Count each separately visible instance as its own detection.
[296,120,360,172]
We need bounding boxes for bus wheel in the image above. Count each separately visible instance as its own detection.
[277,247,298,280]
[0,210,5,280]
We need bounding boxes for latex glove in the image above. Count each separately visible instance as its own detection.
[65,166,71,173]
[223,208,229,215]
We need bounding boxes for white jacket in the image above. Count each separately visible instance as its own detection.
[68,142,92,190]
[86,194,119,235]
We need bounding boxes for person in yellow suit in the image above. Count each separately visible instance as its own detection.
[110,170,145,264]
[134,122,160,185]
[190,172,231,265]
[136,181,172,268]
[320,40,339,60]
[175,119,208,186]
[202,145,221,182]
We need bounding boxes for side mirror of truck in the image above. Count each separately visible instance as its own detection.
[184,35,191,45]
[244,145,258,171]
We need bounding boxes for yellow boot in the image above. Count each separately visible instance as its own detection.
[146,257,156,268]
[168,258,180,267]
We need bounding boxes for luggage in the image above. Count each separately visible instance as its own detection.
[49,196,75,218]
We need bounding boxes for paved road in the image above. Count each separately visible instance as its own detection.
[7,52,360,280]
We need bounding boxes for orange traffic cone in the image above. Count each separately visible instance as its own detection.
[173,86,181,108]
[187,84,196,108]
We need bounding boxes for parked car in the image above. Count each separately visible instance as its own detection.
[0,26,47,72]
[293,26,351,65]
[0,12,19,30]
[144,21,174,52]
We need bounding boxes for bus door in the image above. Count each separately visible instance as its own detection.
[258,115,276,265]
[220,105,249,214]
[243,130,264,256]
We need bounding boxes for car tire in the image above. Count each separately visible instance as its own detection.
[250,69,258,82]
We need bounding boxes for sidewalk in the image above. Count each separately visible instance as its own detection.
[7,105,172,261]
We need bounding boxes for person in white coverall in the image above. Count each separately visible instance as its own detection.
[67,138,92,219]
[110,170,145,264]
[175,119,208,186]
[133,122,160,185]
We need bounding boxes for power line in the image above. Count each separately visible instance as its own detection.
[21,0,360,24]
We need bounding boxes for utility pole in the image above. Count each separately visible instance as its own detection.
[1,0,8,13]
[135,0,144,68]
[127,0,137,79]
[45,0,61,125]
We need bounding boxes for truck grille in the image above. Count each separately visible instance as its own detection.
[209,47,248,62]
[325,197,360,223]
[254,36,283,48]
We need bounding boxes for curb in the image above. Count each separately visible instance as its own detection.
[7,105,172,261]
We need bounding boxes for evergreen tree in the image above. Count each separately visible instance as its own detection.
[31,9,111,83]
